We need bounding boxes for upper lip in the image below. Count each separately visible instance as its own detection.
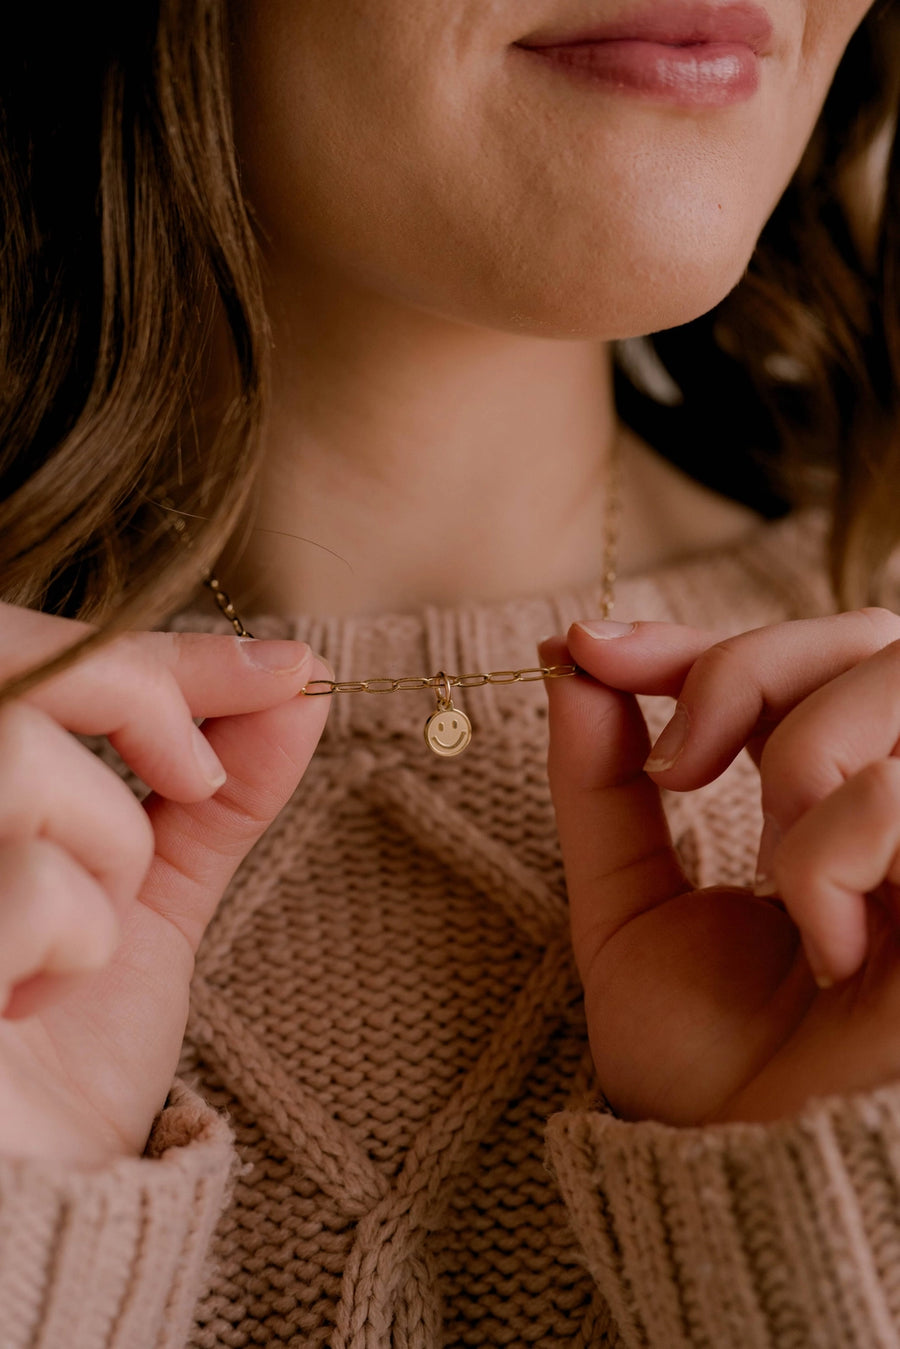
[515,3,774,55]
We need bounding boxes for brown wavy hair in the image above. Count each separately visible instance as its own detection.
[1,0,899,676]
[0,0,266,669]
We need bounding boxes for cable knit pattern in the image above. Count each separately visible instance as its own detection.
[7,512,900,1348]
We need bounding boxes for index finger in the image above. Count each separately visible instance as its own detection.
[567,608,900,790]
[0,605,319,800]
[2,603,313,720]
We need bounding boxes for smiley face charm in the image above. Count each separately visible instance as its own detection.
[424,672,472,757]
[424,705,472,757]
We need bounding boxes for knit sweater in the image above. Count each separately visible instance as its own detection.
[3,511,900,1349]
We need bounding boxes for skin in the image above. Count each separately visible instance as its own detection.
[0,0,891,1167]
[225,0,871,617]
[544,614,900,1124]
[0,609,330,1163]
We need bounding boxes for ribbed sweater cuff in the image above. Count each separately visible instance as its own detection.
[547,1084,900,1349]
[0,1079,234,1349]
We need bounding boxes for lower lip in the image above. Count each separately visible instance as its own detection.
[516,40,761,107]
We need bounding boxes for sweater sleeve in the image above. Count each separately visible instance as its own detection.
[0,1079,235,1349]
[546,1084,900,1349]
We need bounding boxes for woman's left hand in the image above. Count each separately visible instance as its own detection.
[543,608,900,1126]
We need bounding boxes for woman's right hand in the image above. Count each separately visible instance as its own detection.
[0,601,329,1167]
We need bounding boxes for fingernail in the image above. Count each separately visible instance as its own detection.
[238,639,311,674]
[644,704,689,772]
[753,815,782,897]
[574,620,636,639]
[802,935,834,990]
[193,726,227,789]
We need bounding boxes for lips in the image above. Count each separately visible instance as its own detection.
[513,3,773,107]
[516,3,773,55]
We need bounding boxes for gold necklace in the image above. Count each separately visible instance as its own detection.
[165,441,621,758]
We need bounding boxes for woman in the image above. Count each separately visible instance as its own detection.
[1,1,899,1345]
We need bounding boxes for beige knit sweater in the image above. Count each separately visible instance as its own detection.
[3,512,900,1349]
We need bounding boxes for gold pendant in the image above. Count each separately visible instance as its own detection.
[424,672,472,757]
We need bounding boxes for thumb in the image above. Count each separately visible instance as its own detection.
[139,657,332,951]
[542,639,687,987]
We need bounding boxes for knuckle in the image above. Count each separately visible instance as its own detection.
[21,843,72,914]
[680,636,769,737]
[853,757,900,807]
[138,659,188,721]
[101,642,190,745]
[1,839,70,929]
[770,824,821,895]
[101,795,156,883]
[771,843,814,902]
[97,631,180,707]
[100,628,146,673]
[758,720,823,809]
[683,640,746,702]
[697,639,742,674]
[7,842,118,972]
[138,629,190,675]
[154,629,229,676]
[92,784,156,888]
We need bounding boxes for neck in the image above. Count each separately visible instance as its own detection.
[221,270,757,619]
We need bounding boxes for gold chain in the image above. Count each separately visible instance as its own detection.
[300,665,580,695]
[162,434,621,755]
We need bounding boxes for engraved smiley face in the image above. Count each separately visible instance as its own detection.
[424,707,472,757]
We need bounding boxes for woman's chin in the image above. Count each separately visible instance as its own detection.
[472,265,752,342]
